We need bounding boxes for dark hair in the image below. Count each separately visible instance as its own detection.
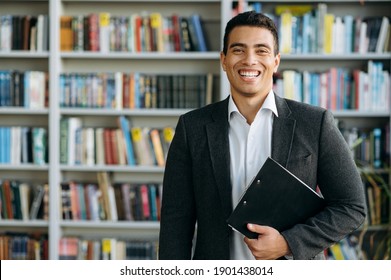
[222,11,279,56]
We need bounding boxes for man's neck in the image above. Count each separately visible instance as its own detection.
[231,92,269,125]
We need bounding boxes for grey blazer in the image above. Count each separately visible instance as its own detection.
[159,94,366,260]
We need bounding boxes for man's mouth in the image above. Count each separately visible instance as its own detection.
[239,70,260,78]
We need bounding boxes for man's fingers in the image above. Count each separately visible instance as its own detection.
[247,223,272,234]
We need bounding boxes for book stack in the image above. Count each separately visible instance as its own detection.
[59,72,214,109]
[0,14,49,51]
[59,237,157,260]
[0,70,48,108]
[60,180,162,222]
[0,180,49,221]
[0,126,48,165]
[240,4,391,54]
[273,62,390,112]
[59,116,174,167]
[60,12,209,52]
[0,233,48,260]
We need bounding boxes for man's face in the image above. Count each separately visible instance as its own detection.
[221,26,280,100]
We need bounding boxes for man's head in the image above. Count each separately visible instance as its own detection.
[222,11,279,56]
[220,11,281,105]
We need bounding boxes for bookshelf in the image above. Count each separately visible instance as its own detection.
[0,0,51,260]
[54,0,223,260]
[0,0,390,260]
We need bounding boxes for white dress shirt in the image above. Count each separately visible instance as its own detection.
[228,91,279,260]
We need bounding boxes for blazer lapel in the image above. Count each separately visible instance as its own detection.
[206,97,232,217]
[272,94,296,168]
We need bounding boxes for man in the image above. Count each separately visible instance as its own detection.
[159,11,366,260]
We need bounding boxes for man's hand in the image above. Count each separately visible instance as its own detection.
[244,224,292,260]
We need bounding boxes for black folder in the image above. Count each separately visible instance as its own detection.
[227,157,325,239]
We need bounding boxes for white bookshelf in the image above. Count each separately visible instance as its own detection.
[52,0,224,260]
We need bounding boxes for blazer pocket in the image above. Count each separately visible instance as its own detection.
[289,153,312,166]
[287,154,314,185]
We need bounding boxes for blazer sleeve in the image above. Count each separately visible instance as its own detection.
[158,115,197,259]
[281,110,366,259]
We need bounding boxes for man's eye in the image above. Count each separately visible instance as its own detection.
[232,48,243,53]
[257,49,268,54]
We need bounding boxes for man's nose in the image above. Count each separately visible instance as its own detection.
[242,52,257,65]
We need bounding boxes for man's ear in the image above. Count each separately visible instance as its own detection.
[274,53,281,73]
[220,51,227,71]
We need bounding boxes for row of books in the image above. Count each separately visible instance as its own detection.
[337,122,390,169]
[0,127,48,165]
[60,12,208,52]
[0,14,49,52]
[234,3,390,54]
[231,0,262,17]
[0,233,48,260]
[59,72,214,109]
[362,173,390,226]
[60,116,174,166]
[273,62,390,112]
[59,237,157,260]
[0,70,48,108]
[0,180,49,221]
[326,235,363,260]
[61,178,162,222]
[328,230,391,260]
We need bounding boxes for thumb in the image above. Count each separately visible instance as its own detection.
[247,223,272,235]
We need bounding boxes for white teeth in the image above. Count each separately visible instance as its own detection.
[239,71,259,77]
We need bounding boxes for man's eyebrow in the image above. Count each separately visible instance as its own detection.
[229,43,272,49]
[229,42,246,49]
[254,43,272,49]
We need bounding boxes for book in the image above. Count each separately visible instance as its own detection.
[60,183,73,220]
[32,127,47,165]
[99,12,110,53]
[19,183,31,220]
[29,184,45,220]
[148,184,158,221]
[149,13,164,52]
[97,171,113,220]
[139,184,150,220]
[113,184,125,221]
[69,182,80,220]
[42,184,49,220]
[120,183,134,221]
[95,127,105,165]
[115,128,127,165]
[117,116,136,165]
[60,16,74,51]
[59,237,79,260]
[279,12,293,54]
[227,157,325,239]
[85,184,100,221]
[328,242,345,260]
[323,13,334,54]
[376,16,390,53]
[2,179,13,219]
[131,127,154,165]
[180,17,192,51]
[187,14,208,52]
[149,128,165,166]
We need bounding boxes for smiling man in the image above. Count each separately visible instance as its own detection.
[158,11,366,260]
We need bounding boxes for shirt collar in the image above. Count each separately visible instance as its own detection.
[228,90,279,122]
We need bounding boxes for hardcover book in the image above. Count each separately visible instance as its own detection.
[227,157,325,239]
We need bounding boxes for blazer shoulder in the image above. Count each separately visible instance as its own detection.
[283,98,331,122]
[284,97,327,115]
[182,98,228,122]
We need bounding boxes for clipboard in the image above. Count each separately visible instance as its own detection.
[227,157,325,239]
